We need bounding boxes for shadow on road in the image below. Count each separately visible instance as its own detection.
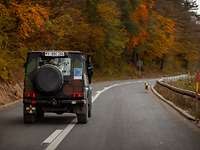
[1,113,76,127]
[38,114,76,125]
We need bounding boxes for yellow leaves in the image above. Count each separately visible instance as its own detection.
[186,49,199,61]
[90,26,105,51]
[127,0,176,61]
[48,8,91,50]
[50,8,90,37]
[131,3,149,24]
[128,31,148,51]
[50,13,73,37]
[0,1,49,81]
[175,41,199,63]
[11,2,49,38]
[155,13,175,34]
[97,1,121,26]
[128,1,150,52]
[144,12,176,59]
[127,0,175,58]
[0,4,9,16]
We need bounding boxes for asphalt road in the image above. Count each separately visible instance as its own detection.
[1,79,200,150]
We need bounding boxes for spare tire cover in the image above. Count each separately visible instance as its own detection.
[34,64,63,93]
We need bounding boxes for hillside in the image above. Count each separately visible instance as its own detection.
[0,0,200,104]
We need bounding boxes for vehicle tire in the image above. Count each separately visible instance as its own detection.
[88,90,92,118]
[88,104,92,118]
[24,114,36,124]
[36,108,44,119]
[77,104,88,124]
[77,114,88,124]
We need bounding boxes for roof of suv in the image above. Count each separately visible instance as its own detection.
[27,51,85,57]
[29,50,82,54]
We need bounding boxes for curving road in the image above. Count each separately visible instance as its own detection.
[0,79,200,150]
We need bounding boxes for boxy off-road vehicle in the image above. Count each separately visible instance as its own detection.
[23,51,93,124]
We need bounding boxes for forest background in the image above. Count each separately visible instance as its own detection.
[0,0,200,83]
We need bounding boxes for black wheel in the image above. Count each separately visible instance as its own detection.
[88,104,92,118]
[36,108,44,119]
[77,114,88,124]
[77,104,88,124]
[23,105,36,124]
[24,114,36,124]
[88,91,92,118]
[23,110,37,124]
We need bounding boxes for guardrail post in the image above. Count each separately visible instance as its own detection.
[195,72,200,123]
[195,93,199,123]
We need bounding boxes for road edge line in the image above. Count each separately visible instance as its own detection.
[150,85,195,121]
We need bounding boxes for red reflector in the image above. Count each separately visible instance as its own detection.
[24,91,36,98]
[72,92,84,98]
[31,100,36,106]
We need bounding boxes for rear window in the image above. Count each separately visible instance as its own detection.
[25,53,84,78]
[39,57,71,76]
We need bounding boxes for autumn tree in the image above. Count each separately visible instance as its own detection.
[156,0,200,71]
[1,0,199,81]
[0,1,48,80]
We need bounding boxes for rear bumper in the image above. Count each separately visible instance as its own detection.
[23,99,87,114]
[23,99,87,105]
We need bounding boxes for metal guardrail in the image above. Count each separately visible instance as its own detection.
[161,74,189,82]
[155,74,200,122]
[156,74,199,98]
[157,81,199,100]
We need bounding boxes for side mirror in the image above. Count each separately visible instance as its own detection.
[87,63,93,84]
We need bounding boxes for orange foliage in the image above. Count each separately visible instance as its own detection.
[127,1,151,52]
[127,31,148,51]
[156,14,176,34]
[11,2,48,38]
[127,0,176,59]
[131,2,149,24]
[142,12,176,59]
[97,0,121,25]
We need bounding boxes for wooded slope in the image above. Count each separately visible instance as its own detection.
[0,0,200,81]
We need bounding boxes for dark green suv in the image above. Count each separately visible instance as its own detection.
[23,51,93,124]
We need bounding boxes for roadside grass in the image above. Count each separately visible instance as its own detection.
[168,78,195,92]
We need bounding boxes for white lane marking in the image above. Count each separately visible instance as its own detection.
[45,119,76,150]
[92,83,119,103]
[44,80,145,150]
[42,130,63,144]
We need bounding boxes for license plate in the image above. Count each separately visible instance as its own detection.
[45,51,65,57]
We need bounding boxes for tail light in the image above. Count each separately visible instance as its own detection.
[72,91,84,98]
[24,91,36,98]
[24,91,37,106]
